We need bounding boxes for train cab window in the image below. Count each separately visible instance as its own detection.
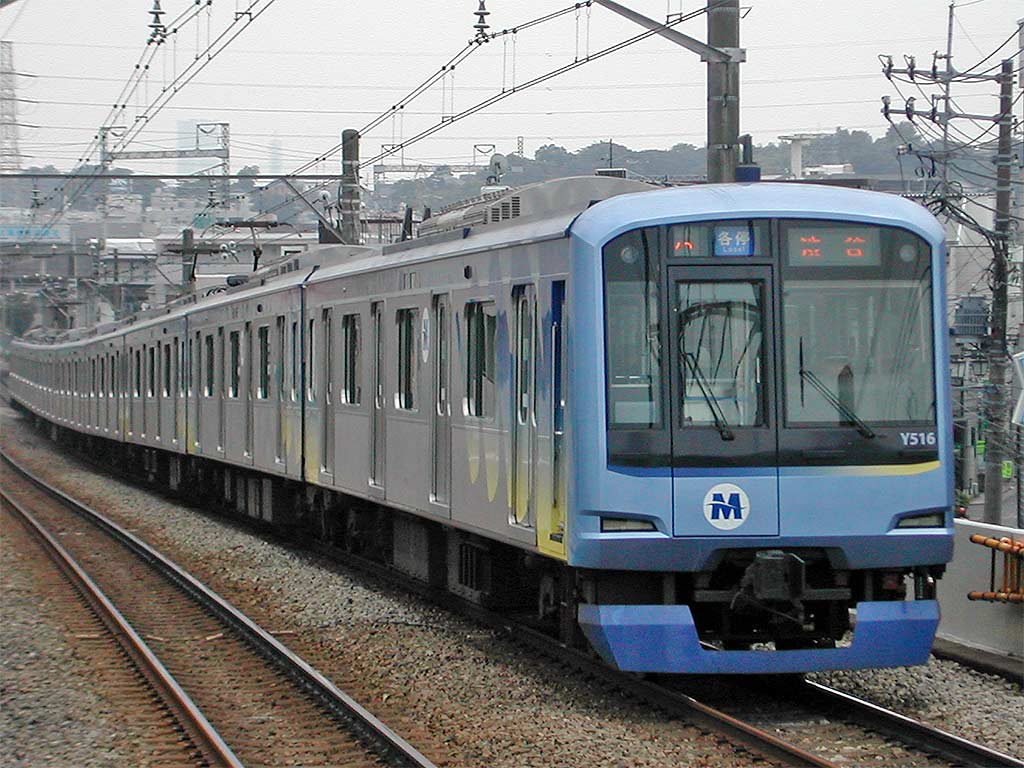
[229,330,241,398]
[465,301,496,418]
[396,308,418,410]
[779,220,936,427]
[204,334,215,396]
[669,220,770,259]
[676,280,766,428]
[341,313,361,405]
[258,325,270,399]
[603,228,663,428]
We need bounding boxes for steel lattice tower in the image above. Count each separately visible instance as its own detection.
[0,40,23,172]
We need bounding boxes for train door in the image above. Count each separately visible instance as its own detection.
[431,294,451,507]
[540,280,567,556]
[191,332,201,450]
[245,321,255,461]
[218,327,226,453]
[275,315,286,464]
[511,284,537,528]
[322,308,335,478]
[369,301,385,492]
[667,266,780,536]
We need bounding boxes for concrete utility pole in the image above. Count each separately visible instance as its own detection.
[884,30,1023,524]
[593,0,744,183]
[340,129,361,245]
[982,59,1015,525]
[706,0,741,184]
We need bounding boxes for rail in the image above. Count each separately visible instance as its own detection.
[0,448,438,768]
[798,680,1023,768]
[0,488,243,768]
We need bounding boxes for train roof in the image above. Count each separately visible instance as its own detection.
[570,182,947,246]
[12,180,946,353]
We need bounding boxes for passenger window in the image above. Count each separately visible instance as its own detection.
[465,301,496,418]
[341,313,361,405]
[258,325,270,399]
[135,349,142,396]
[229,330,241,398]
[204,334,214,396]
[164,344,172,396]
[148,345,155,397]
[396,308,418,410]
[291,320,299,401]
[307,318,316,401]
[321,310,332,405]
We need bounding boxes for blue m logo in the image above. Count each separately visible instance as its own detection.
[708,492,744,520]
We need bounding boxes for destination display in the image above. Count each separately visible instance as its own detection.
[713,224,758,257]
[786,226,882,266]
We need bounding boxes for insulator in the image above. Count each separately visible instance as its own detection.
[474,0,490,38]
[905,96,916,121]
[881,95,892,120]
[148,0,166,41]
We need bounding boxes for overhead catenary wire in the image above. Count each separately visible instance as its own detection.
[25,0,280,244]
[252,2,728,226]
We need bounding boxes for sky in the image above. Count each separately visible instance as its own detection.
[1,0,1021,180]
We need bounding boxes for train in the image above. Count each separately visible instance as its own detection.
[7,177,955,674]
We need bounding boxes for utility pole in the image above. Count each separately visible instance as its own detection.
[883,32,1022,524]
[982,59,1015,525]
[706,0,741,184]
[340,129,361,245]
[593,0,744,183]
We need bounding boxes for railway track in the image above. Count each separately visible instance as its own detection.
[5,436,1022,768]
[796,679,1023,768]
[305,532,1024,768]
[664,672,1023,768]
[0,449,437,768]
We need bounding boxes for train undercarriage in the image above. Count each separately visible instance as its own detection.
[22,407,941,665]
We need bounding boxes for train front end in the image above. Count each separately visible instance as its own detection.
[566,183,954,674]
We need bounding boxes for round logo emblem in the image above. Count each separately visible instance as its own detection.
[703,483,749,531]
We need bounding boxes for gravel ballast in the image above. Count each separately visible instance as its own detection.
[0,510,156,768]
[3,407,1022,765]
[2,411,756,768]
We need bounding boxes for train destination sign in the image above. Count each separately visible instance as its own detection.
[786,226,881,266]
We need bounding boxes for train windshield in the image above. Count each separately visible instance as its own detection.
[779,220,936,427]
[602,218,937,467]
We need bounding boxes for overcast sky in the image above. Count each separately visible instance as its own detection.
[1,0,1020,178]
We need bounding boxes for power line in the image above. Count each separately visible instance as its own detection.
[253,2,725,223]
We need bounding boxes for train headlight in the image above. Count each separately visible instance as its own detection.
[601,517,657,533]
[895,511,946,528]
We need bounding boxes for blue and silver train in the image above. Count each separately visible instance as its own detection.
[8,178,954,674]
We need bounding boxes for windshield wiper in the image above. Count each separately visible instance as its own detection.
[798,365,876,439]
[683,352,734,441]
